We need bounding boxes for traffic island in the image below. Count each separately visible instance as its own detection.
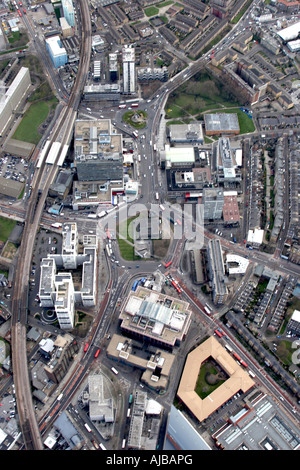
[122,110,148,129]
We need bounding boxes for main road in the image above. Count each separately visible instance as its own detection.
[10,0,91,450]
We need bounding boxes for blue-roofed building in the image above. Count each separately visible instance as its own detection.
[61,0,75,27]
[53,411,84,449]
[164,406,211,450]
[45,36,68,68]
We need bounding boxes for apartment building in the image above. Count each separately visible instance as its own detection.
[61,0,75,27]
[39,223,97,329]
[122,45,136,94]
[0,67,31,137]
[207,239,228,304]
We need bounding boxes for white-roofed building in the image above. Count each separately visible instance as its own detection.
[122,44,136,94]
[88,374,114,422]
[226,254,249,274]
[287,309,300,336]
[39,338,55,357]
[216,137,242,184]
[54,273,75,330]
[0,428,7,446]
[119,286,192,349]
[45,36,68,68]
[0,67,31,137]
[247,228,264,247]
[287,39,300,52]
[160,144,195,168]
[168,122,204,144]
[277,21,300,42]
[38,223,97,329]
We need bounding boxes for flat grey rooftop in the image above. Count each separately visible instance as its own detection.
[204,113,240,132]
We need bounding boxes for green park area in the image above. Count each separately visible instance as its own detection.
[165,71,255,134]
[144,1,173,20]
[144,6,160,17]
[12,54,58,145]
[13,101,51,145]
[0,216,16,243]
[13,82,58,145]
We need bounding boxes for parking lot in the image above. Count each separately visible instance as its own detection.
[0,154,28,185]
[29,229,63,315]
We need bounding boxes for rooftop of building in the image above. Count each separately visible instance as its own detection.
[212,391,300,450]
[165,405,211,450]
[106,333,175,391]
[169,122,203,141]
[74,119,123,157]
[45,35,67,56]
[223,195,240,223]
[204,113,240,133]
[119,286,192,347]
[162,145,195,164]
[177,336,255,422]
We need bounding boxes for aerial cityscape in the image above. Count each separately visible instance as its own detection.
[0,0,299,454]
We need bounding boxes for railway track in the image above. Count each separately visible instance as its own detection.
[10,0,91,450]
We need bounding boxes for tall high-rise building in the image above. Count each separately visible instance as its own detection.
[38,223,97,329]
[54,273,75,330]
[61,0,75,27]
[122,45,136,94]
[45,36,68,68]
[207,239,228,305]
[109,53,118,82]
[0,67,31,137]
[61,223,78,269]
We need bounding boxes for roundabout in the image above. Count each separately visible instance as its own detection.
[122,110,148,129]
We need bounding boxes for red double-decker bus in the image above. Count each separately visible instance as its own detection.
[214,329,222,338]
[94,349,101,358]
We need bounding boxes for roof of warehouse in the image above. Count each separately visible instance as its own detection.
[204,113,240,132]
[165,405,211,450]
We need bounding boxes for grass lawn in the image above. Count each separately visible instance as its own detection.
[122,110,148,129]
[165,75,240,120]
[117,217,141,261]
[220,107,255,134]
[158,0,173,6]
[144,6,159,16]
[275,340,295,366]
[8,31,20,43]
[165,104,189,119]
[195,360,226,399]
[0,217,16,243]
[13,101,51,145]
